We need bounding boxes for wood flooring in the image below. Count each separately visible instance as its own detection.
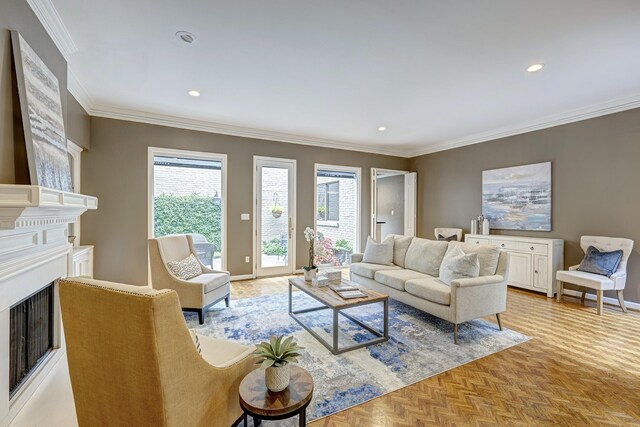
[230,276,640,426]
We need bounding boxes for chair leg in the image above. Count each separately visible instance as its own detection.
[581,288,586,304]
[496,313,503,331]
[225,295,230,308]
[557,281,563,302]
[596,290,603,315]
[453,324,458,345]
[617,290,628,313]
[198,309,204,324]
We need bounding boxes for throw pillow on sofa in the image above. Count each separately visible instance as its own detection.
[577,245,623,277]
[439,245,480,285]
[437,234,458,242]
[446,242,500,276]
[362,236,394,265]
[167,254,202,280]
[388,235,413,267]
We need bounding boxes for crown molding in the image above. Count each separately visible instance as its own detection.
[89,104,409,157]
[27,0,78,61]
[67,68,92,112]
[406,93,640,158]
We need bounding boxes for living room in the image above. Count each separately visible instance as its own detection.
[1,1,639,426]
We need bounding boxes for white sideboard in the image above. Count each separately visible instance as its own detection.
[465,234,563,297]
[72,245,94,278]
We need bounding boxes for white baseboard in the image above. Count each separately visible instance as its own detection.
[230,274,254,281]
[562,289,640,311]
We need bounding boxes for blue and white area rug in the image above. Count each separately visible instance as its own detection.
[185,291,529,425]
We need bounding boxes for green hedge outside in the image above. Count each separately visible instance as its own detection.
[154,194,222,250]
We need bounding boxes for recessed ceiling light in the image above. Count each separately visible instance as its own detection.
[527,63,544,72]
[176,31,197,44]
[188,90,200,97]
[378,126,387,132]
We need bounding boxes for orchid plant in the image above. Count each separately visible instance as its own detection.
[303,227,316,271]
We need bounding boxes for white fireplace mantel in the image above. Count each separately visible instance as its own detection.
[0,185,97,427]
[0,185,97,230]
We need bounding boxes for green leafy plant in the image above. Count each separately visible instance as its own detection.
[334,239,353,252]
[262,238,287,256]
[253,335,303,369]
[271,204,283,214]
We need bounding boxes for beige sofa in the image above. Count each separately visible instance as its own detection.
[350,235,510,343]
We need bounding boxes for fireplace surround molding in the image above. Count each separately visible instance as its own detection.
[0,185,97,427]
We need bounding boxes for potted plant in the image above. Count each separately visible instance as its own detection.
[253,335,303,392]
[303,227,318,281]
[271,204,283,218]
[317,205,326,220]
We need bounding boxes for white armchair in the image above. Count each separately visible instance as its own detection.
[556,236,634,315]
[149,234,230,324]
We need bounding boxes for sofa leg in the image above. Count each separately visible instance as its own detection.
[617,290,628,313]
[496,313,503,331]
[198,309,204,324]
[225,295,230,308]
[556,281,563,302]
[453,324,458,345]
[596,290,603,315]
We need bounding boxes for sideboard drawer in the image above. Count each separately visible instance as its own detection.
[493,239,520,251]
[467,237,490,245]
[519,242,548,254]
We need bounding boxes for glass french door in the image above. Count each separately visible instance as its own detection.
[255,157,296,277]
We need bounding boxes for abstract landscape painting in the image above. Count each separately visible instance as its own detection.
[482,162,551,231]
[12,32,73,192]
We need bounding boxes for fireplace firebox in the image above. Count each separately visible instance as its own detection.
[9,283,55,397]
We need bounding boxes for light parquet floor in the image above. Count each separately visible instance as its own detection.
[230,276,640,426]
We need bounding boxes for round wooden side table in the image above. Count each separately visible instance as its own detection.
[239,365,314,427]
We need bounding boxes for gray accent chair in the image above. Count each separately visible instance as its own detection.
[149,234,230,324]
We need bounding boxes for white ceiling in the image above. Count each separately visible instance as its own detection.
[43,0,640,156]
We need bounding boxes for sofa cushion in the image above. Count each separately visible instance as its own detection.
[404,238,449,276]
[556,270,615,291]
[405,278,451,305]
[187,272,229,293]
[350,262,401,279]
[447,242,500,276]
[374,269,432,292]
[362,236,394,265]
[387,235,413,267]
[439,245,480,285]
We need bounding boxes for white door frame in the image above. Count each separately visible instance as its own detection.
[148,147,228,271]
[370,168,413,240]
[314,164,362,254]
[253,156,297,277]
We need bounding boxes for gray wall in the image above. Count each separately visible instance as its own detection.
[82,117,409,285]
[0,0,90,185]
[66,93,90,149]
[376,174,405,237]
[409,107,640,304]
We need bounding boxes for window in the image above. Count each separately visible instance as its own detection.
[317,181,339,221]
[315,166,360,267]
[149,148,227,271]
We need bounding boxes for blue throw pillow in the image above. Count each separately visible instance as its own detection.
[577,246,623,277]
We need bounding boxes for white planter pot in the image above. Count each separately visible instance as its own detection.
[265,364,290,392]
[303,268,317,282]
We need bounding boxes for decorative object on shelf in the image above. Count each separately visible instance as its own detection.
[253,335,303,392]
[11,32,73,192]
[312,275,329,288]
[68,235,76,244]
[303,227,318,281]
[271,192,283,218]
[471,219,479,235]
[324,269,342,282]
[482,219,490,235]
[482,162,551,231]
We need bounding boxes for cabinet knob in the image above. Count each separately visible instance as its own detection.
[501,243,505,247]
[534,270,539,274]
[476,241,480,244]
[530,246,535,250]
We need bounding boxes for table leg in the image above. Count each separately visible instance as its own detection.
[243,412,247,427]
[333,309,339,354]
[299,408,306,426]
[289,282,292,313]
[252,416,262,426]
[383,299,389,339]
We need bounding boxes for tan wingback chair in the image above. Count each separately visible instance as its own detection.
[557,236,634,315]
[149,234,230,324]
[434,228,463,241]
[59,277,256,427]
